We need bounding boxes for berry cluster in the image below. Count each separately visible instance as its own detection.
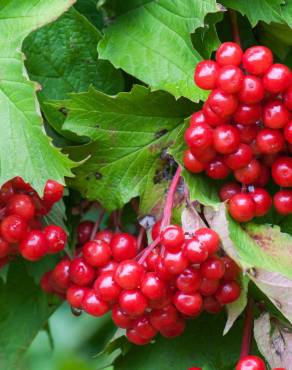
[0,177,66,266]
[184,42,292,221]
[41,220,241,346]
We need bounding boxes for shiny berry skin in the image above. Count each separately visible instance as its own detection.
[112,305,134,328]
[7,194,35,220]
[284,85,292,109]
[219,182,241,201]
[43,180,64,204]
[94,272,121,302]
[176,267,201,293]
[203,296,222,314]
[40,271,55,294]
[0,214,27,243]
[263,100,290,129]
[194,228,220,255]
[263,63,292,93]
[163,250,189,275]
[203,102,229,126]
[272,156,292,187]
[83,239,111,267]
[224,144,253,170]
[229,194,256,222]
[256,128,285,154]
[0,181,14,205]
[98,260,118,275]
[150,305,178,330]
[133,315,157,339]
[207,89,238,118]
[206,157,230,179]
[188,368,202,370]
[191,146,217,163]
[234,159,261,185]
[183,150,205,173]
[238,76,264,104]
[242,46,273,75]
[200,278,220,296]
[216,65,243,93]
[146,250,159,271]
[0,236,9,258]
[114,260,144,289]
[222,256,240,280]
[234,103,261,125]
[250,188,272,217]
[160,318,186,338]
[151,220,161,240]
[19,230,48,261]
[155,256,174,281]
[119,289,148,316]
[94,229,113,244]
[44,225,67,253]
[184,123,213,150]
[51,259,71,292]
[215,281,241,304]
[141,272,166,300]
[66,285,88,308]
[184,238,208,264]
[236,123,258,144]
[200,257,225,280]
[69,257,95,286]
[216,42,243,66]
[284,120,292,144]
[274,190,292,215]
[253,164,270,187]
[110,233,137,261]
[77,221,94,245]
[161,224,184,252]
[173,291,203,316]
[236,355,266,370]
[213,124,240,154]
[126,328,151,345]
[82,289,109,317]
[194,60,219,90]
[190,111,207,126]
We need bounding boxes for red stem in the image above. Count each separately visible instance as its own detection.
[229,9,241,46]
[90,209,105,240]
[240,298,254,359]
[137,237,160,264]
[137,226,146,252]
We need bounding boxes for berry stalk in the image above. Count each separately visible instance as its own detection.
[229,9,241,46]
[240,298,254,359]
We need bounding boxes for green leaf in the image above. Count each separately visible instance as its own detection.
[61,85,194,211]
[98,0,221,102]
[23,8,124,139]
[0,260,54,370]
[75,0,104,29]
[0,0,77,194]
[114,313,242,370]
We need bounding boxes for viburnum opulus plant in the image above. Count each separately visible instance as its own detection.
[1,1,292,370]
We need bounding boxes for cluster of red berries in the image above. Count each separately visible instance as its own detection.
[0,177,66,267]
[184,42,292,221]
[41,220,241,346]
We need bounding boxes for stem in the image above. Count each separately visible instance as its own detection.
[137,226,146,252]
[240,298,254,359]
[90,209,105,240]
[137,236,160,264]
[229,9,241,46]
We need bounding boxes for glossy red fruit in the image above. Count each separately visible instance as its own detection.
[176,267,201,293]
[222,256,240,280]
[44,225,67,254]
[253,164,270,187]
[141,272,166,300]
[183,150,205,173]
[146,250,159,271]
[206,157,230,179]
[173,291,203,316]
[19,230,48,261]
[263,63,292,93]
[161,224,184,252]
[203,102,229,126]
[236,123,258,144]
[151,220,161,241]
[234,103,261,125]
[133,315,157,339]
[263,100,290,129]
[114,260,144,289]
[126,328,151,345]
[284,85,292,109]
[194,60,219,90]
[94,229,113,244]
[0,181,14,204]
[83,239,111,267]
[98,260,118,275]
[219,182,241,201]
[238,76,264,104]
[229,194,256,222]
[194,228,220,255]
[224,144,253,170]
[207,89,238,118]
[215,281,241,304]
[216,65,243,93]
[284,120,292,144]
[150,305,178,330]
[203,296,222,314]
[94,272,121,302]
[110,233,137,261]
[82,289,109,316]
[184,123,213,150]
[112,305,134,328]
[155,256,174,281]
[256,128,285,154]
[213,124,240,154]
[43,180,64,204]
[236,355,266,370]
[200,257,225,280]
[242,46,273,75]
[40,271,55,294]
[51,259,71,292]
[234,159,261,185]
[0,214,27,243]
[119,289,148,316]
[274,190,292,215]
[66,285,88,308]
[216,42,243,66]
[0,236,9,258]
[200,278,220,296]
[190,111,207,126]
[163,250,189,275]
[7,194,35,221]
[69,257,95,286]
[188,368,202,370]
[272,156,292,187]
[160,318,186,338]
[250,188,272,217]
[77,221,94,245]
[190,146,217,163]
[184,238,208,264]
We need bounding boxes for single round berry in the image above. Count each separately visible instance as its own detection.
[222,256,241,280]
[263,63,292,93]
[94,229,113,244]
[133,315,157,340]
[284,120,292,144]
[207,89,238,118]
[284,85,292,110]
[203,296,222,314]
[229,193,256,222]
[141,272,166,300]
[0,181,14,205]
[184,238,208,264]
[77,221,94,245]
[7,194,35,220]
[236,123,258,144]
[183,150,205,173]
[263,100,290,129]
[176,267,201,293]
[234,103,261,125]
[213,124,240,154]
[215,281,241,304]
[190,111,207,126]
[272,156,292,187]
[216,42,243,66]
[83,239,111,267]
[0,236,10,258]
[66,285,88,308]
[203,102,229,126]
[161,224,184,252]
[0,214,27,243]
[173,291,203,316]
[19,230,48,261]
[184,123,213,150]
[194,228,220,255]
[94,272,121,302]
[200,257,225,280]
[190,146,217,163]
[194,60,219,90]
[82,289,109,317]
[216,65,243,93]
[40,271,55,294]
[250,188,272,217]
[146,250,159,271]
[119,289,148,316]
[150,305,178,330]
[219,182,241,201]
[234,159,261,185]
[274,190,292,215]
[155,256,174,281]
[110,233,137,262]
[44,225,67,254]
[256,128,285,154]
[114,260,144,289]
[236,355,266,370]
[224,144,253,170]
[238,76,264,104]
[163,250,189,275]
[112,305,134,329]
[242,46,273,75]
[98,260,118,275]
[151,220,161,241]
[126,328,151,345]
[160,318,186,338]
[200,278,220,296]
[206,157,230,179]
[69,257,95,286]
[43,180,64,204]
[51,259,71,292]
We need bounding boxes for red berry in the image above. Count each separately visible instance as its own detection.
[206,157,230,179]
[176,267,201,293]
[98,260,118,275]
[150,305,178,330]
[216,65,243,93]
[110,233,137,261]
[216,42,243,66]
[160,318,185,338]
[242,46,273,75]
[190,146,217,163]
[163,250,189,275]
[229,194,256,222]
[43,180,64,204]
[194,228,220,255]
[256,128,285,154]
[133,315,157,339]
[173,291,203,316]
[238,76,264,104]
[274,190,292,215]
[77,221,94,245]
[7,194,35,220]
[151,220,161,240]
[215,280,241,304]
[161,224,184,252]
[82,289,109,316]
[194,60,219,90]
[213,124,240,154]
[94,272,121,302]
[40,271,55,294]
[94,229,113,244]
[250,188,272,217]
[234,159,261,185]
[183,150,205,173]
[114,260,144,289]
[203,296,222,314]
[146,249,159,271]
[263,100,290,129]
[44,225,67,254]
[83,239,111,267]
[141,272,166,300]
[234,103,261,125]
[219,182,241,201]
[112,305,134,328]
[284,120,292,144]
[66,285,88,308]
[0,214,27,243]
[207,89,238,118]
[200,257,225,280]
[236,123,258,144]
[253,164,270,187]
[19,230,48,261]
[263,63,292,93]
[184,123,213,150]
[284,85,292,109]
[155,256,174,281]
[184,238,208,264]
[0,181,14,205]
[190,111,207,126]
[200,278,220,296]
[51,259,71,292]
[222,256,240,280]
[0,236,9,258]
[126,328,151,345]
[224,144,253,170]
[272,156,292,187]
[203,102,229,126]
[236,355,266,370]
[69,257,95,286]
[119,289,148,316]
